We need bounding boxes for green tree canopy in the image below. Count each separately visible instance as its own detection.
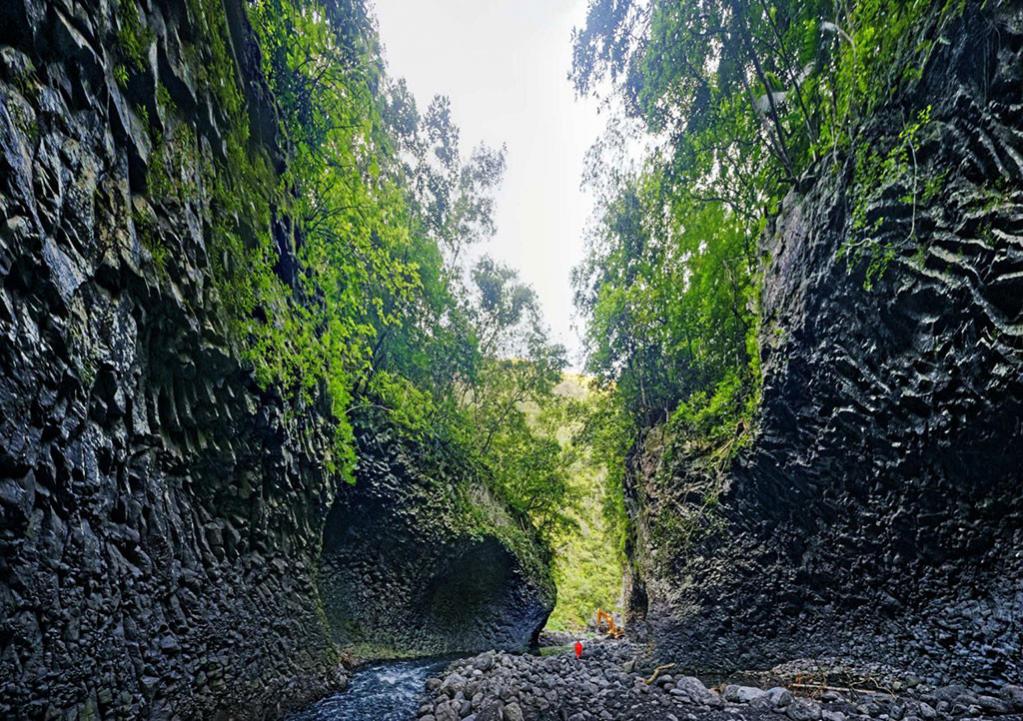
[571,0,960,432]
[178,0,580,559]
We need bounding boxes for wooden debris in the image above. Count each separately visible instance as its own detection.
[644,663,676,685]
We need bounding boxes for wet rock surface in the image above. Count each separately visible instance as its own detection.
[418,643,1023,721]
[624,0,1023,686]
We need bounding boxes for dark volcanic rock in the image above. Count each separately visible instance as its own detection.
[417,642,1010,721]
[319,424,554,656]
[0,0,553,718]
[625,0,1023,687]
[0,0,343,718]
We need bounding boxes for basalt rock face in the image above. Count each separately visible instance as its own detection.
[319,424,555,657]
[0,0,346,719]
[627,1,1023,687]
[0,0,553,719]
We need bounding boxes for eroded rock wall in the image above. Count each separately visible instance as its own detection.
[0,1,350,718]
[319,424,555,657]
[627,0,1023,686]
[0,1,560,717]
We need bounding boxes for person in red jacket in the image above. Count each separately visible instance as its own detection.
[574,640,583,659]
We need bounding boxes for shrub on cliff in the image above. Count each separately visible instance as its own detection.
[571,0,965,461]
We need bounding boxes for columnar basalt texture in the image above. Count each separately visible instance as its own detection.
[626,1,1023,686]
[0,0,348,719]
[0,1,558,717]
[318,425,555,657]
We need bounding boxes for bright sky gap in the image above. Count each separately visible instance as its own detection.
[372,0,605,368]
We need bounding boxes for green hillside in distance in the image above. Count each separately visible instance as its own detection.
[544,374,624,632]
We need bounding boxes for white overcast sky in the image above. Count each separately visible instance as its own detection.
[371,0,605,367]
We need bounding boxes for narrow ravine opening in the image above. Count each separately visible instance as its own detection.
[4,0,1022,719]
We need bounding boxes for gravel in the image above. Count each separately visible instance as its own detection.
[416,641,1023,721]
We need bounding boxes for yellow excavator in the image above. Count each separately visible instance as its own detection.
[595,608,624,639]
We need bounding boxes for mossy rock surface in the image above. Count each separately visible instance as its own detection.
[319,421,555,658]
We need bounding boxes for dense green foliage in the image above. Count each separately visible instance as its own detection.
[244,0,578,542]
[147,0,578,555]
[571,0,963,459]
[545,376,626,631]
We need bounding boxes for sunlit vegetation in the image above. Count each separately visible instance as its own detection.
[149,0,580,559]
[544,376,626,632]
[571,0,964,486]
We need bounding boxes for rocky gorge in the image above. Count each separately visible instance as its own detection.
[0,0,553,718]
[1,0,1022,719]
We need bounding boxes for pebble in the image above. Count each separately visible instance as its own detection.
[768,686,794,708]
[786,699,822,721]
[725,684,768,703]
[416,641,1023,721]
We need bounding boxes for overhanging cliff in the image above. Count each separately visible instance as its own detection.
[0,0,554,718]
[319,422,554,658]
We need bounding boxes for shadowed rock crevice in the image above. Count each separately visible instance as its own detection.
[423,538,516,631]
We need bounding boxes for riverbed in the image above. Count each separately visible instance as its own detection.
[288,658,451,721]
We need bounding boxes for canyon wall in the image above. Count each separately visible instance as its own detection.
[0,0,342,714]
[625,0,1023,687]
[320,423,554,658]
[0,1,552,718]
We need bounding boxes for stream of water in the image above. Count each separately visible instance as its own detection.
[288,658,452,721]
[288,646,566,720]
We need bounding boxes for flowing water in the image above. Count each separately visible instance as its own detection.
[288,647,566,720]
[289,658,453,721]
